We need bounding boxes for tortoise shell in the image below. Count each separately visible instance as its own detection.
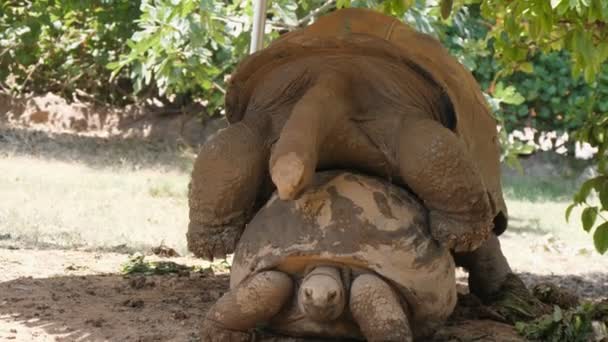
[231,171,457,337]
[225,8,508,236]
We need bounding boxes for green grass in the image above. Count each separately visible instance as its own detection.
[0,155,192,253]
[0,127,197,254]
[503,174,580,202]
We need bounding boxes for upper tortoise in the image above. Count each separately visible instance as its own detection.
[187,8,508,260]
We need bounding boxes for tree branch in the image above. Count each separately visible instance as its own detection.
[296,0,336,27]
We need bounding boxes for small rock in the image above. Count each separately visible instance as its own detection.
[9,329,17,333]
[129,276,147,289]
[122,299,145,308]
[85,318,105,327]
[200,289,222,302]
[151,245,180,258]
[172,311,188,320]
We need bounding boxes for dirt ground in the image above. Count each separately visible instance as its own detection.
[1,94,607,341]
[0,248,527,342]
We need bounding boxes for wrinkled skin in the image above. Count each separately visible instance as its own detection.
[298,266,346,322]
[188,8,512,300]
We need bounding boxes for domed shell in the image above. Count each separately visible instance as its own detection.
[231,171,457,331]
[226,8,507,236]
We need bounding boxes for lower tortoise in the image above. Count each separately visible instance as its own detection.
[202,171,457,341]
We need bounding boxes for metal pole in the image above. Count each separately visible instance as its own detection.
[250,0,268,54]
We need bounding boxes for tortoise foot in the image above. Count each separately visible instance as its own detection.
[201,319,252,342]
[270,152,308,200]
[187,223,243,261]
[486,273,551,323]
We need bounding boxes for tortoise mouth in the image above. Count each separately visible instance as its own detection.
[301,304,342,322]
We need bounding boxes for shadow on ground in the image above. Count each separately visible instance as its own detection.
[0,272,228,341]
[0,125,196,172]
[517,272,608,301]
[7,270,591,341]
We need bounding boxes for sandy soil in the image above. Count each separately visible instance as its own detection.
[0,248,529,342]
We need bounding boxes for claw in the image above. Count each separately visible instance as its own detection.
[270,152,306,200]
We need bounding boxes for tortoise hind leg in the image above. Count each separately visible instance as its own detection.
[188,117,271,261]
[453,234,512,300]
[397,118,493,252]
[202,271,294,342]
[349,274,412,342]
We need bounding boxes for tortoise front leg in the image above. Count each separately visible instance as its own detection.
[269,73,352,200]
[397,118,493,252]
[188,118,270,261]
[349,274,413,342]
[201,271,294,342]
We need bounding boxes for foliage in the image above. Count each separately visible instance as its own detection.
[120,253,231,275]
[108,0,246,113]
[516,302,608,342]
[498,55,608,135]
[0,0,140,104]
[108,0,330,115]
[425,3,608,141]
[566,113,608,254]
[121,253,198,275]
[356,0,608,253]
[432,0,608,252]
[478,0,608,84]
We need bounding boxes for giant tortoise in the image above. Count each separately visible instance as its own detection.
[201,171,457,341]
[188,7,513,300]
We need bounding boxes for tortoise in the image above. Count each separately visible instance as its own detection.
[201,171,457,341]
[188,8,514,301]
[188,7,509,261]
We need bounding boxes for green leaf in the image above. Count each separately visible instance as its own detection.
[574,178,600,203]
[593,222,608,254]
[494,82,526,105]
[566,203,577,222]
[519,62,534,73]
[440,0,453,19]
[581,206,598,232]
[551,0,563,10]
[598,179,608,210]
[552,305,563,322]
[336,0,351,9]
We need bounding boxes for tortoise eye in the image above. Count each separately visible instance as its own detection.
[327,290,337,301]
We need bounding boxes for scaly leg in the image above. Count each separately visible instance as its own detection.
[269,73,352,200]
[453,234,512,300]
[397,118,493,252]
[188,118,270,261]
[455,234,551,322]
[349,274,413,342]
[201,271,293,342]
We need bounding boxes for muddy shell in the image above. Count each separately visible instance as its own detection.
[231,171,457,338]
[226,8,508,236]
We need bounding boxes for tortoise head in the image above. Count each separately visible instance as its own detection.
[298,266,346,322]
